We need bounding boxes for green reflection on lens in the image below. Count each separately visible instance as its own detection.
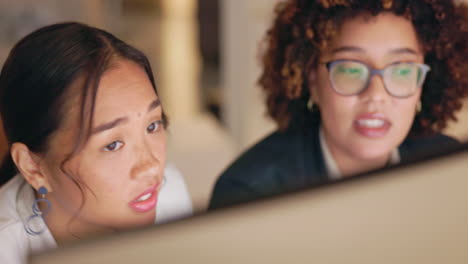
[337,65,363,75]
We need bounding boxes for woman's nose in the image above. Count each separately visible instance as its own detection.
[130,145,161,182]
[361,72,390,103]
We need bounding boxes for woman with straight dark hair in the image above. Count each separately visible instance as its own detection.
[0,22,192,263]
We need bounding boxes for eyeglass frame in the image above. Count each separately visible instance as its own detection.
[322,59,431,98]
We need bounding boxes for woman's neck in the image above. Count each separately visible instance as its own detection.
[335,151,389,177]
[37,192,114,245]
[320,131,391,177]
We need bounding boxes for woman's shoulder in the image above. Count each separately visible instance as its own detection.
[0,176,31,264]
[208,124,322,209]
[402,133,459,148]
[164,163,188,186]
[226,121,319,171]
[0,220,29,264]
[0,218,56,264]
[0,176,26,222]
[0,175,57,259]
[226,116,321,177]
[156,163,193,224]
[400,133,460,160]
[224,128,307,176]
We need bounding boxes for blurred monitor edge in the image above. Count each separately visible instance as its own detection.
[30,143,468,264]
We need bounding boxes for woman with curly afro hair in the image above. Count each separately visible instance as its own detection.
[209,0,468,209]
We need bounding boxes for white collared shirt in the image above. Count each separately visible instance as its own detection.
[319,127,400,180]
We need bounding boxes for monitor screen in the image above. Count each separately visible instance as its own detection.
[30,144,468,264]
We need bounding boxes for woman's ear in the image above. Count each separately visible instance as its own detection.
[10,143,52,191]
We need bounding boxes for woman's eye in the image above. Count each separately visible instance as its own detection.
[397,68,411,76]
[147,120,163,133]
[103,141,124,152]
[337,65,364,76]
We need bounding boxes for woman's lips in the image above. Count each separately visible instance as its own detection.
[129,184,159,213]
[353,113,391,138]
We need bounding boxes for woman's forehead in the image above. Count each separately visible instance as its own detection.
[92,61,158,118]
[333,13,420,49]
[320,12,423,62]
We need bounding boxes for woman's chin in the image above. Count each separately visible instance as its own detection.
[350,145,395,164]
[114,212,156,231]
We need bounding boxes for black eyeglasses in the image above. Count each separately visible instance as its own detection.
[324,60,430,98]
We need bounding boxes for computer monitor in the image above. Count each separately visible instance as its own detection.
[30,144,468,264]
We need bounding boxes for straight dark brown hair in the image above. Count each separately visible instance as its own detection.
[0,22,167,188]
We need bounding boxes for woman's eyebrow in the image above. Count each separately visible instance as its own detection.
[91,117,129,135]
[331,46,365,54]
[388,47,420,55]
[147,98,160,113]
[331,46,420,55]
[91,99,161,135]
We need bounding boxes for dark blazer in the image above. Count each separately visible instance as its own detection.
[209,117,459,210]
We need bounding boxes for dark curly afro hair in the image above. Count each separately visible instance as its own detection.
[259,0,468,136]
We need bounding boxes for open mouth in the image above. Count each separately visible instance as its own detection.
[136,192,152,202]
[356,118,386,128]
[354,113,391,138]
[129,184,159,213]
